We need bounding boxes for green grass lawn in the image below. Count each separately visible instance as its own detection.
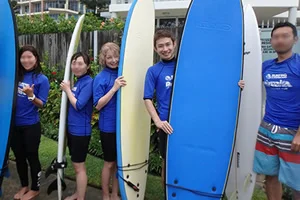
[9,135,267,200]
[9,135,164,199]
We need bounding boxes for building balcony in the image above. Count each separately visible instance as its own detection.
[108,0,299,22]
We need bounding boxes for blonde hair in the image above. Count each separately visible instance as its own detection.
[99,42,120,66]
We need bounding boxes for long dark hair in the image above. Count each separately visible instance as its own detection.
[18,45,42,82]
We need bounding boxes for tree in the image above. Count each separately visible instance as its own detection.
[80,0,110,14]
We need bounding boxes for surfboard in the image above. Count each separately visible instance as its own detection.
[166,0,243,199]
[226,5,262,200]
[46,15,85,199]
[0,0,18,197]
[116,0,154,199]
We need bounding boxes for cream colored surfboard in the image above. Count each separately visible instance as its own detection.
[116,0,155,199]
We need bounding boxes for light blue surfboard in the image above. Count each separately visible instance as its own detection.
[0,0,18,196]
[166,0,244,199]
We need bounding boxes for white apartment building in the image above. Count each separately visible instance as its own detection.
[16,0,88,19]
[103,0,300,27]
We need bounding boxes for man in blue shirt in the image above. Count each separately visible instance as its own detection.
[144,29,176,186]
[239,22,300,200]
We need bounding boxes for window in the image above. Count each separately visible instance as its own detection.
[25,5,29,13]
[79,3,84,13]
[178,18,185,27]
[49,14,59,20]
[69,2,78,11]
[34,3,41,12]
[159,18,176,28]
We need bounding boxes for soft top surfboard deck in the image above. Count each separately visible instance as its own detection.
[166,0,244,199]
[0,0,18,196]
[116,0,155,199]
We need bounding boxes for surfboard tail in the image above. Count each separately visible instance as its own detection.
[47,177,67,195]
[243,173,253,192]
[45,157,67,195]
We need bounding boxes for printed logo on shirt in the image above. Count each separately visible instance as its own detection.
[165,75,173,88]
[18,82,29,96]
[266,73,287,79]
[72,87,77,96]
[264,73,292,90]
[72,87,77,92]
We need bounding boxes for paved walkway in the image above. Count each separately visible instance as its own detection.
[1,161,102,200]
[1,161,266,200]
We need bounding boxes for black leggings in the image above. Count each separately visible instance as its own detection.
[10,122,42,191]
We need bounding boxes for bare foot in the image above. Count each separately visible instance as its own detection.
[111,194,120,200]
[20,190,40,200]
[14,187,29,200]
[64,193,78,200]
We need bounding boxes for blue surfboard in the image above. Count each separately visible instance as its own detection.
[166,0,243,199]
[0,0,18,196]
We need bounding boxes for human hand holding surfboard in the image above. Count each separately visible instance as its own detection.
[112,76,127,92]
[60,80,71,93]
[155,120,173,134]
[238,80,245,89]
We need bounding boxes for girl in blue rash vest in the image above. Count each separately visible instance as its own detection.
[11,45,50,200]
[93,42,126,200]
[60,52,93,200]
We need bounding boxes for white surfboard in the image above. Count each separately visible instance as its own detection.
[56,15,85,200]
[226,5,262,200]
[116,0,154,199]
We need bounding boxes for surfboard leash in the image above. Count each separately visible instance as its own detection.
[117,160,149,192]
[118,174,140,192]
[165,183,224,198]
[117,160,148,172]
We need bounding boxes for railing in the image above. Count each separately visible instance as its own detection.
[259,18,289,29]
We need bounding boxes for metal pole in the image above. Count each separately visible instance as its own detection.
[41,0,44,20]
[29,0,32,18]
[93,31,98,61]
[65,0,69,19]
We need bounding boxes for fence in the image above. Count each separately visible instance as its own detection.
[19,26,300,68]
[18,27,184,67]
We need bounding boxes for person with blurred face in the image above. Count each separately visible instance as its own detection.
[12,45,50,200]
[238,22,300,200]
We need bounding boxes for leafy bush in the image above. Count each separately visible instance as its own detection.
[17,13,125,35]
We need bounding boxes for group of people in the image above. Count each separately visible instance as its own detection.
[9,21,300,200]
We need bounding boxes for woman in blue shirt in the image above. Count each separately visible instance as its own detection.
[93,42,126,200]
[60,52,93,200]
[11,45,50,200]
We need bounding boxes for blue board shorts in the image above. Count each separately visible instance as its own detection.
[253,120,300,191]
